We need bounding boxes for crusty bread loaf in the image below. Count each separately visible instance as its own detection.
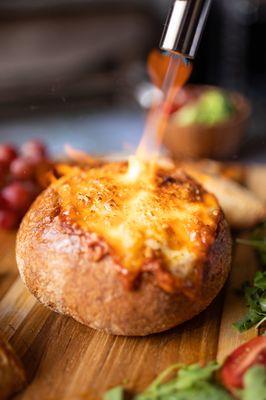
[16,162,232,336]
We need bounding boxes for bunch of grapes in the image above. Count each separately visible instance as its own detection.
[0,140,49,230]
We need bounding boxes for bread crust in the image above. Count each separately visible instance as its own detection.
[16,187,232,336]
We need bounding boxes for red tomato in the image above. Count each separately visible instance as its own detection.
[221,336,266,391]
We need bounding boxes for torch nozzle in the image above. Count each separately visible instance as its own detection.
[160,0,213,59]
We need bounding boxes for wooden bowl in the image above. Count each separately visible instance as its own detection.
[162,88,251,160]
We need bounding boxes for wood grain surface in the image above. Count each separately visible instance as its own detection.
[0,165,265,400]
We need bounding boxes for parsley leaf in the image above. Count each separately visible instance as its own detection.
[234,271,266,332]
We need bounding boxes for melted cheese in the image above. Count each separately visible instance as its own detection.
[54,161,220,277]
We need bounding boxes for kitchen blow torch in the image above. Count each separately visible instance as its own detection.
[160,0,213,59]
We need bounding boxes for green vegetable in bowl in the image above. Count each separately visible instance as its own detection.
[175,89,234,127]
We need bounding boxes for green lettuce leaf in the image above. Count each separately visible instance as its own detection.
[134,363,231,400]
[240,365,266,400]
[103,386,124,400]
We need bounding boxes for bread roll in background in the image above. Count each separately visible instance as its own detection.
[180,162,266,230]
[245,165,266,203]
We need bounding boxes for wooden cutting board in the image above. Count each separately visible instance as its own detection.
[0,165,265,400]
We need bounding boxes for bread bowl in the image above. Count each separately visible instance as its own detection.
[16,160,232,336]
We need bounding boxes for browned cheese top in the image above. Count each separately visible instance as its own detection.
[53,161,221,292]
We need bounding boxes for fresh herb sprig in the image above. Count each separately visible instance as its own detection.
[235,221,266,333]
[237,222,266,268]
[104,362,266,400]
[234,271,266,332]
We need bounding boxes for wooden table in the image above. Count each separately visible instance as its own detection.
[0,165,265,400]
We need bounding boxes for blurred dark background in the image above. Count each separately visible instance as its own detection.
[0,0,265,161]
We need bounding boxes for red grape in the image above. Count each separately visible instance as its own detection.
[10,157,34,180]
[0,140,50,230]
[0,193,7,209]
[0,144,17,166]
[23,181,40,199]
[0,160,6,171]
[21,140,47,163]
[0,209,17,229]
[2,182,31,211]
[0,162,6,184]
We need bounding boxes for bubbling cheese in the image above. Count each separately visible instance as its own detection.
[54,161,221,279]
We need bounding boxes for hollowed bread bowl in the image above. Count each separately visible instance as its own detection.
[16,161,232,336]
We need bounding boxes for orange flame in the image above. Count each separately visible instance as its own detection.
[126,50,192,182]
[148,49,192,90]
[136,50,192,160]
[59,51,192,185]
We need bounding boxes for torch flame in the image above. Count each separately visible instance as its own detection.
[60,51,192,186]
[126,155,144,182]
[127,50,192,182]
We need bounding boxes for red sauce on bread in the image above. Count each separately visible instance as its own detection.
[53,161,222,295]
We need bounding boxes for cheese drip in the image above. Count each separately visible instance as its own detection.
[55,161,220,276]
